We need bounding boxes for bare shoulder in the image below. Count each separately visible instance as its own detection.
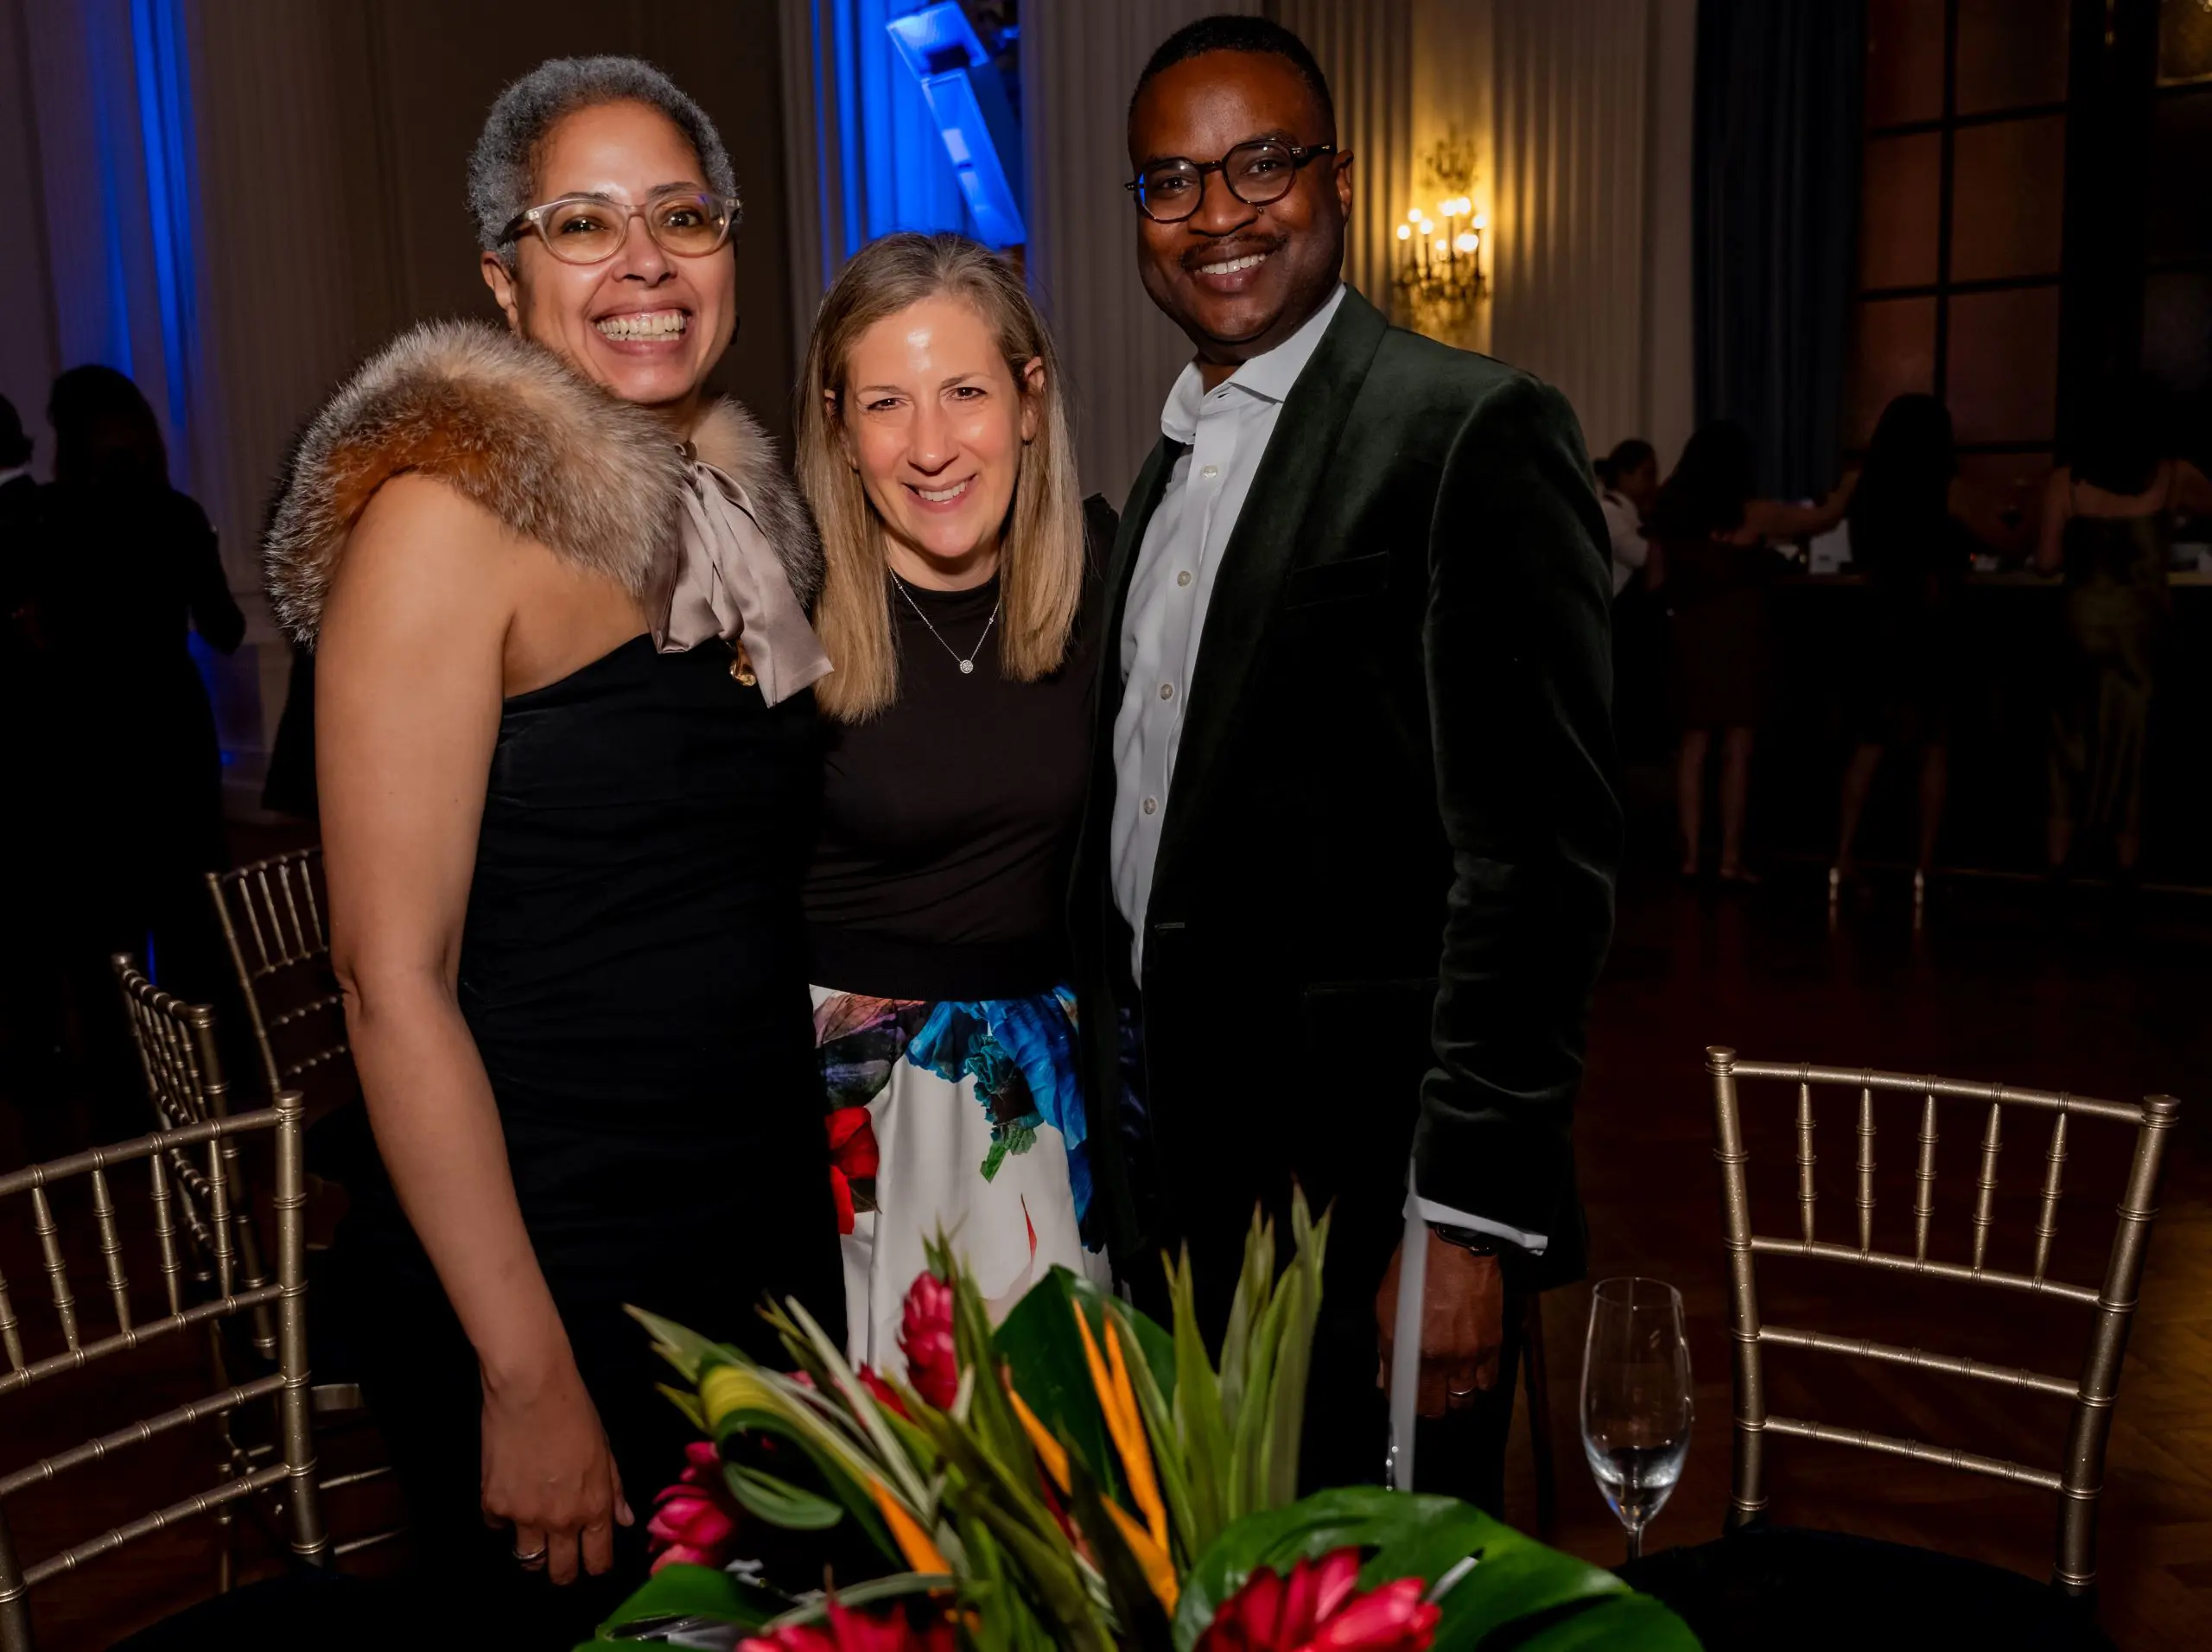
[325,473,524,640]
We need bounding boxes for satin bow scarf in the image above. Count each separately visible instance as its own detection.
[651,451,832,707]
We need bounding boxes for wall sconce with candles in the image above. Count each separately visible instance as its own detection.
[1393,130,1485,334]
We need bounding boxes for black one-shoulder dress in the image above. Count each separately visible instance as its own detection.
[338,634,842,1633]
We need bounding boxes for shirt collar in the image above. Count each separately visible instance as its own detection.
[1160,281,1348,444]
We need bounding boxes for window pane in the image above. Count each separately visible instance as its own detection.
[1958,0,2069,115]
[1948,286,2062,442]
[1847,297,1936,448]
[1866,0,1945,127]
[2145,270,2212,398]
[2147,92,2212,264]
[1860,133,1942,289]
[1950,115,2067,282]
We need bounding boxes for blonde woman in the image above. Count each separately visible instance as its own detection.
[799,232,1115,1362]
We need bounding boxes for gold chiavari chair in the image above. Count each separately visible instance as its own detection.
[206,849,352,1115]
[0,1096,328,1650]
[109,957,401,1570]
[111,956,276,1365]
[1707,1048,2178,1600]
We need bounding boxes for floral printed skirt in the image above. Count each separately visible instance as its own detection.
[812,983,1110,1367]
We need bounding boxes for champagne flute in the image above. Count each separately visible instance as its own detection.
[1580,1276,1693,1563]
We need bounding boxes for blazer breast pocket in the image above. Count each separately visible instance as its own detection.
[1283,551,1393,610]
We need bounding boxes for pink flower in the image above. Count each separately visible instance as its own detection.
[646,1440,741,1574]
[899,1271,959,1410]
[1196,1549,1440,1652]
[741,1599,957,1652]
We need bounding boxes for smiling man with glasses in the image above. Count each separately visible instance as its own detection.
[1071,14,1622,1515]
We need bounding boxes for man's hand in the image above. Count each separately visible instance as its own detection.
[1376,1228,1505,1418]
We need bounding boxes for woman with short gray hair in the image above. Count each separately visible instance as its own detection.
[266,56,840,1635]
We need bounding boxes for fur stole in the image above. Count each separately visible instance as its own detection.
[264,321,821,645]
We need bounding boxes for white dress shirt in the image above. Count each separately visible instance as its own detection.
[1108,283,1543,1258]
[1110,284,1346,969]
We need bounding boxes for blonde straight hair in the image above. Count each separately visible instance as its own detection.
[799,232,1084,722]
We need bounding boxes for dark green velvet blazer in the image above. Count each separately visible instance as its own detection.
[1071,287,1621,1319]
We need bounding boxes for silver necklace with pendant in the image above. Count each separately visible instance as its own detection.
[893,572,1001,676]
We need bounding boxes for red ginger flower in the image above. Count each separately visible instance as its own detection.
[899,1270,959,1410]
[1197,1548,1441,1652]
[741,1599,957,1652]
[646,1440,741,1574]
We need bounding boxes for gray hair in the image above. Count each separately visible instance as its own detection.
[467,55,740,265]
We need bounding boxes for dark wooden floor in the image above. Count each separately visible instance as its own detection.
[1503,866,2212,1651]
[3,842,2208,1647]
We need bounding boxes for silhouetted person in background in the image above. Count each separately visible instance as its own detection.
[2036,379,2212,883]
[1,392,56,1096]
[34,366,242,1017]
[1652,421,1850,883]
[1600,437,1668,761]
[1831,395,2018,899]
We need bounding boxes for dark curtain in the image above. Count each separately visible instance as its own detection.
[1694,0,1864,499]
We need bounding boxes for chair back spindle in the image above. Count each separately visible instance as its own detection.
[1707,1049,2178,1598]
[111,958,275,1358]
[207,851,351,1110]
[0,1096,327,1649]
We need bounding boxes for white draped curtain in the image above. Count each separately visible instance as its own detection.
[1489,0,1654,461]
[1022,0,1260,504]
[1275,0,1414,323]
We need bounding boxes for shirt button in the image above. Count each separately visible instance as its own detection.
[1141,797,1159,816]
[1159,682,1175,701]
[1177,570,1193,588]
[1201,464,1219,479]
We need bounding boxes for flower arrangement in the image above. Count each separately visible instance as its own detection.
[578,1194,1694,1651]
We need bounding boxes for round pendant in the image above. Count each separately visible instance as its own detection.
[958,658,975,675]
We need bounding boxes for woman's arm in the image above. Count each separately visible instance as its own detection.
[1738,473,1859,543]
[2033,467,2072,575]
[2173,459,2212,519]
[181,498,246,653]
[318,474,627,1585]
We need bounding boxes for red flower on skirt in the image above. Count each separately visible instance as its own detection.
[1196,1548,1441,1652]
[825,1106,881,1236]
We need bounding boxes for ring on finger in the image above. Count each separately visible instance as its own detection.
[514,1543,549,1568]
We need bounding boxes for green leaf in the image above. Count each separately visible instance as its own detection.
[1065,1452,1177,1652]
[1225,1272,1284,1522]
[723,1461,847,1530]
[594,1561,779,1636]
[654,1381,707,1436]
[625,1306,747,1387]
[717,1411,896,1563]
[1172,1487,1682,1652]
[993,1267,1122,1499]
[1497,1592,1704,1652]
[1167,1249,1230,1554]
[1108,1297,1197,1568]
[1217,1210,1273,1434]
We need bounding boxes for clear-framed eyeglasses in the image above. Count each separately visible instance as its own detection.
[1125,140,1338,224]
[499,188,741,265]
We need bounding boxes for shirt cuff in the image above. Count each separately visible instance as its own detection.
[1403,1179,1548,1257]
